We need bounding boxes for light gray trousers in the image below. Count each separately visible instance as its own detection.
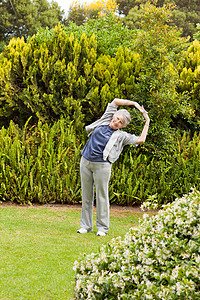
[80,156,112,233]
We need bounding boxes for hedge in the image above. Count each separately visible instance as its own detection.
[1,121,200,205]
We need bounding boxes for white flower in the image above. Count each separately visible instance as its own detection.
[80,264,85,272]
[75,279,82,291]
[92,264,98,273]
[123,249,130,259]
[197,207,200,216]
[176,282,183,295]
[98,276,104,284]
[145,294,153,299]
[73,260,79,271]
[87,282,93,293]
[176,218,184,226]
[195,255,200,264]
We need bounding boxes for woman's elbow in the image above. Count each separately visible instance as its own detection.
[136,137,145,144]
[111,98,118,105]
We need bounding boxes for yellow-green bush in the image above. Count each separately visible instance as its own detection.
[178,39,200,131]
[0,24,140,131]
[0,26,94,130]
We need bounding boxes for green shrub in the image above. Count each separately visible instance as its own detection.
[33,16,137,58]
[74,188,200,299]
[0,23,139,130]
[178,39,200,132]
[130,2,188,153]
[110,132,200,206]
[0,28,90,129]
[0,118,82,204]
[64,15,137,57]
[1,119,200,205]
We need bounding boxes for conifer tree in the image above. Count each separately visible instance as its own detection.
[0,0,65,43]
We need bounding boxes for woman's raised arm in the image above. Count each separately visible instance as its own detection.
[111,98,150,143]
[111,98,146,113]
[136,109,150,144]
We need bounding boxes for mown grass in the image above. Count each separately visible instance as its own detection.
[0,204,145,299]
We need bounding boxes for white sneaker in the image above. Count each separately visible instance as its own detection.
[97,231,106,236]
[77,228,87,234]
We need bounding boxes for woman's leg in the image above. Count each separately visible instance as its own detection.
[80,157,94,232]
[93,162,112,234]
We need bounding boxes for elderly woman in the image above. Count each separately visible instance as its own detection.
[77,98,150,236]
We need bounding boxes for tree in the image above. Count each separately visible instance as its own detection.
[117,0,146,16]
[0,0,65,43]
[130,2,188,154]
[170,0,200,38]
[117,0,200,39]
[67,0,118,26]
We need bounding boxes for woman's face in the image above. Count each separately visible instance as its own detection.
[109,114,124,130]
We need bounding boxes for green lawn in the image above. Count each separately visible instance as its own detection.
[0,204,144,299]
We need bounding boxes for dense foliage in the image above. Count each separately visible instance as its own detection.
[117,0,200,39]
[0,4,189,152]
[1,120,200,204]
[0,119,81,204]
[74,188,200,299]
[0,3,200,205]
[63,15,137,57]
[129,2,188,154]
[178,39,200,132]
[0,20,140,129]
[0,0,65,43]
[68,0,118,26]
[110,132,200,205]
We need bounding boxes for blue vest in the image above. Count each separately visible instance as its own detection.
[81,125,115,162]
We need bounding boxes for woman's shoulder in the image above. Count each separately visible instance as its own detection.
[118,130,139,145]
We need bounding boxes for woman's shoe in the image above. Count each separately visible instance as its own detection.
[96,231,106,236]
[77,228,87,234]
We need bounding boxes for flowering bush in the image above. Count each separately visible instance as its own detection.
[68,0,118,25]
[74,188,200,299]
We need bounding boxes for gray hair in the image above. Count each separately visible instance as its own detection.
[114,109,131,128]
